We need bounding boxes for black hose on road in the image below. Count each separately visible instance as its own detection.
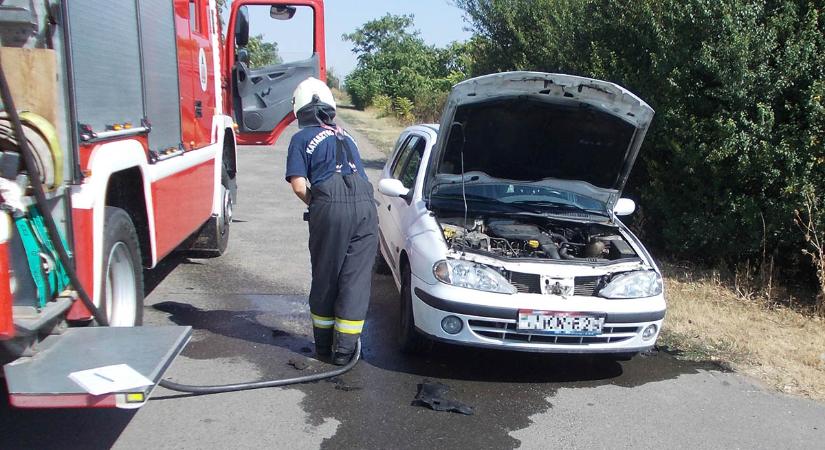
[158,340,361,394]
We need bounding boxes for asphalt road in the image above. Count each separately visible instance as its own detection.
[3,119,825,449]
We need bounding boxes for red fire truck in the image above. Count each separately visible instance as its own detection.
[0,0,325,408]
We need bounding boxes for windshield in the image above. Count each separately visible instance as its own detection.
[431,180,607,215]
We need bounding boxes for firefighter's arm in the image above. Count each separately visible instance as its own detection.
[289,176,312,205]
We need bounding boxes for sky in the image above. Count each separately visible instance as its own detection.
[323,0,472,77]
[227,0,473,78]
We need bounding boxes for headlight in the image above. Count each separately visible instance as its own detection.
[599,270,663,299]
[433,260,517,294]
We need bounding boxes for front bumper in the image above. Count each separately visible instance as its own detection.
[411,276,666,354]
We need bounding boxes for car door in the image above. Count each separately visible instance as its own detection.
[377,133,415,272]
[225,1,326,146]
[384,134,427,276]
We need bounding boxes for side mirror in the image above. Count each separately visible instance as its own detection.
[378,179,410,199]
[235,6,250,47]
[270,5,297,20]
[614,198,636,216]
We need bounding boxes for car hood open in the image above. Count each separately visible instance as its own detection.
[424,72,654,211]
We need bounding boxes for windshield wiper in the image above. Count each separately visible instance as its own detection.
[509,200,608,217]
[431,192,492,201]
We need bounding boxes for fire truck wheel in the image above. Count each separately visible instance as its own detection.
[100,207,144,327]
[215,164,232,254]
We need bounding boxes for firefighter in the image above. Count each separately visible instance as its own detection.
[285,77,378,365]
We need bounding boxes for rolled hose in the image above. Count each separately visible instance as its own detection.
[0,55,109,326]
[158,340,361,394]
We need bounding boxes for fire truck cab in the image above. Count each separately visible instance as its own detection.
[0,0,325,408]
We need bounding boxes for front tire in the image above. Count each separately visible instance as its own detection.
[100,207,144,326]
[398,264,430,354]
[187,164,232,257]
[214,164,232,254]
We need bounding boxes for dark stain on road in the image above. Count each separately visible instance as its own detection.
[264,272,715,449]
[144,261,718,449]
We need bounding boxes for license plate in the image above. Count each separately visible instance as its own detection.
[517,310,605,336]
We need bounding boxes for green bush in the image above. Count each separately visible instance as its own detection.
[458,0,825,278]
[344,67,381,109]
[372,94,393,117]
[412,89,449,123]
[393,97,415,124]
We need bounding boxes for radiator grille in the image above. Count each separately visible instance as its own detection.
[506,272,603,296]
[573,276,601,296]
[508,271,541,294]
[467,319,639,345]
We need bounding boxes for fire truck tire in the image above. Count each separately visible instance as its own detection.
[183,164,232,257]
[215,164,232,254]
[100,207,144,327]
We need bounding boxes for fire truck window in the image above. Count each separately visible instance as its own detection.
[244,5,314,69]
[189,0,200,34]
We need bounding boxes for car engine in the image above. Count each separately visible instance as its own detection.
[439,217,637,261]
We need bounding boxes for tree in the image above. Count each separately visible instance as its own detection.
[343,14,469,109]
[343,14,418,57]
[457,0,825,279]
[247,34,282,68]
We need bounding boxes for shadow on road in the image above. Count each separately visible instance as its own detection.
[144,252,212,297]
[152,300,315,360]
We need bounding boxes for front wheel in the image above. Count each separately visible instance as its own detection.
[100,207,144,326]
[188,164,232,256]
[398,264,431,354]
[213,164,233,254]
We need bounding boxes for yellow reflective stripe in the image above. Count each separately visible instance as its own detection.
[335,318,364,326]
[311,313,334,328]
[334,318,364,334]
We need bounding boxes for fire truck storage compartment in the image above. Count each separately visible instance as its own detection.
[67,0,182,153]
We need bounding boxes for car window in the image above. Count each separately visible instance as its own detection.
[391,135,421,179]
[399,137,425,189]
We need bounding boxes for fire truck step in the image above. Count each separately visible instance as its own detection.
[12,297,73,334]
[3,325,191,409]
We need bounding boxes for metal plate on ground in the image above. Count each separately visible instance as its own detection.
[3,325,191,409]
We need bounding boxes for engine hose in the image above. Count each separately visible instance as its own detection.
[0,57,109,326]
[158,340,361,394]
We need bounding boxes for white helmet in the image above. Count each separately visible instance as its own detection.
[292,77,336,117]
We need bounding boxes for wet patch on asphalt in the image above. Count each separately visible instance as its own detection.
[289,273,719,449]
[148,264,720,449]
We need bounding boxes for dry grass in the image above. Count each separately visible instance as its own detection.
[335,90,825,402]
[333,89,406,155]
[661,262,825,400]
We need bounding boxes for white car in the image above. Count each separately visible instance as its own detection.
[375,72,665,359]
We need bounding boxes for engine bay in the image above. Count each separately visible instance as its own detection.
[439,216,638,262]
